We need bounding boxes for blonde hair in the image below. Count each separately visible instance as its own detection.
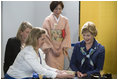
[16,21,33,41]
[25,27,46,50]
[81,21,97,37]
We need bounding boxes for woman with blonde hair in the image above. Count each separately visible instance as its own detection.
[70,21,105,78]
[16,21,33,46]
[4,27,74,79]
[4,21,32,74]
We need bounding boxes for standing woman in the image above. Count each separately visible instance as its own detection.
[42,1,71,70]
[4,21,32,74]
[70,21,105,78]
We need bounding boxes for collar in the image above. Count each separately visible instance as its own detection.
[52,13,61,23]
[80,38,98,50]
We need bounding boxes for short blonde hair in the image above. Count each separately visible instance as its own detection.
[25,27,46,49]
[16,21,33,41]
[81,21,97,37]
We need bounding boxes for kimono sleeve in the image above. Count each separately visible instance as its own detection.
[42,18,53,50]
[61,19,71,49]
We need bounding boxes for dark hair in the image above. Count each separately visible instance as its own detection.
[50,1,64,12]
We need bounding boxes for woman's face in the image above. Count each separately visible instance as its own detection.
[53,4,62,17]
[82,32,94,44]
[20,28,32,43]
[37,34,46,48]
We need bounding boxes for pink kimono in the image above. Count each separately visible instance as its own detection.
[42,13,71,70]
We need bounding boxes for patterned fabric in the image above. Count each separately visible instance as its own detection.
[80,47,95,66]
[51,29,63,41]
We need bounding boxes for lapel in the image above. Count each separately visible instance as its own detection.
[92,39,99,53]
[80,39,99,55]
[80,41,86,55]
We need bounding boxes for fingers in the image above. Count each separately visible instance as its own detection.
[77,72,87,78]
[77,71,81,77]
[65,74,74,79]
[77,71,83,78]
[56,70,75,79]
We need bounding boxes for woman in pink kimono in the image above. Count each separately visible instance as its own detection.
[42,1,71,70]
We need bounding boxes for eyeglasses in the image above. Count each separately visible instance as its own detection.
[54,8,62,11]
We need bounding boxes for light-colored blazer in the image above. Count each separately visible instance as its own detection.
[7,46,57,79]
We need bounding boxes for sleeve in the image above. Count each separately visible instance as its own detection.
[41,18,53,50]
[61,19,71,49]
[86,46,105,76]
[4,38,13,73]
[70,44,79,71]
[23,50,57,79]
[43,62,57,72]
[41,51,57,72]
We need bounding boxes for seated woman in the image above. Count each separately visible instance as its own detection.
[70,21,105,78]
[4,21,32,74]
[4,27,74,79]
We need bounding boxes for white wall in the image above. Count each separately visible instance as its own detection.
[1,1,79,78]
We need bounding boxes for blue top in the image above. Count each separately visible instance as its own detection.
[70,39,105,76]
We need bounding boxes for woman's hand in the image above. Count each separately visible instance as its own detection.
[77,71,87,78]
[56,70,64,73]
[56,72,74,79]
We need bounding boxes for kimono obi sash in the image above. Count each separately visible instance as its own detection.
[51,29,65,41]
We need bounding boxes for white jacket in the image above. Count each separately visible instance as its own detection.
[7,46,57,79]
